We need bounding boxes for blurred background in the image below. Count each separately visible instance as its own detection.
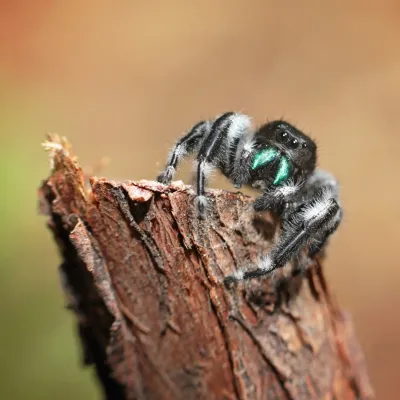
[1,1,399,399]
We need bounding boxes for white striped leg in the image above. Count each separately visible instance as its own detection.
[157,120,211,184]
[194,112,252,218]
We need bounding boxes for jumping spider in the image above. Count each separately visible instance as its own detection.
[157,112,342,286]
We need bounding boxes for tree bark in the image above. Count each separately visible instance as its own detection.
[38,135,373,400]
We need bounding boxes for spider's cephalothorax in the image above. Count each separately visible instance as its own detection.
[157,112,342,285]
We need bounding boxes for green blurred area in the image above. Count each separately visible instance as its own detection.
[0,89,99,399]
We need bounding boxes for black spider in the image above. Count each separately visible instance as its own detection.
[157,112,342,286]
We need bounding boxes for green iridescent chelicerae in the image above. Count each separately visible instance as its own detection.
[251,147,291,185]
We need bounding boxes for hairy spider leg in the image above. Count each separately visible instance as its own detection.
[157,120,211,184]
[230,136,258,188]
[308,217,341,258]
[301,169,342,259]
[194,112,252,217]
[224,192,341,285]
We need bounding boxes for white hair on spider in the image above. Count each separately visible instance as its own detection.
[259,254,274,272]
[194,194,209,208]
[230,269,244,282]
[301,188,334,222]
[274,180,301,198]
[226,113,252,140]
[242,138,255,154]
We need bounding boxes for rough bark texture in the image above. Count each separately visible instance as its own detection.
[38,135,373,400]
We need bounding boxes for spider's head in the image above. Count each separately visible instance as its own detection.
[250,120,317,187]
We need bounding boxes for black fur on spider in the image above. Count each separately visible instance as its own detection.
[157,112,342,286]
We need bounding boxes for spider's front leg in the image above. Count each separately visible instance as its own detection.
[157,120,211,185]
[224,183,342,286]
[194,112,252,218]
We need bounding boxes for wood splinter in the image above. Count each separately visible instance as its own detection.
[38,134,373,400]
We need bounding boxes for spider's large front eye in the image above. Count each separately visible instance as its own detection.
[278,131,288,141]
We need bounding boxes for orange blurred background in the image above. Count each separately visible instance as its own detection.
[1,1,399,399]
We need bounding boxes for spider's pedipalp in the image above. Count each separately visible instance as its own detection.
[275,180,302,197]
[253,179,304,213]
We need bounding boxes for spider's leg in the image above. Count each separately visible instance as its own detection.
[224,187,341,285]
[195,112,252,218]
[157,120,211,184]
[303,169,342,258]
[230,136,257,188]
[308,216,341,258]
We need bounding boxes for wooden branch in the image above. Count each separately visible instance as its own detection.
[38,135,373,400]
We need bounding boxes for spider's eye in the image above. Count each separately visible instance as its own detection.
[289,138,299,149]
[302,142,308,149]
[278,131,288,140]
